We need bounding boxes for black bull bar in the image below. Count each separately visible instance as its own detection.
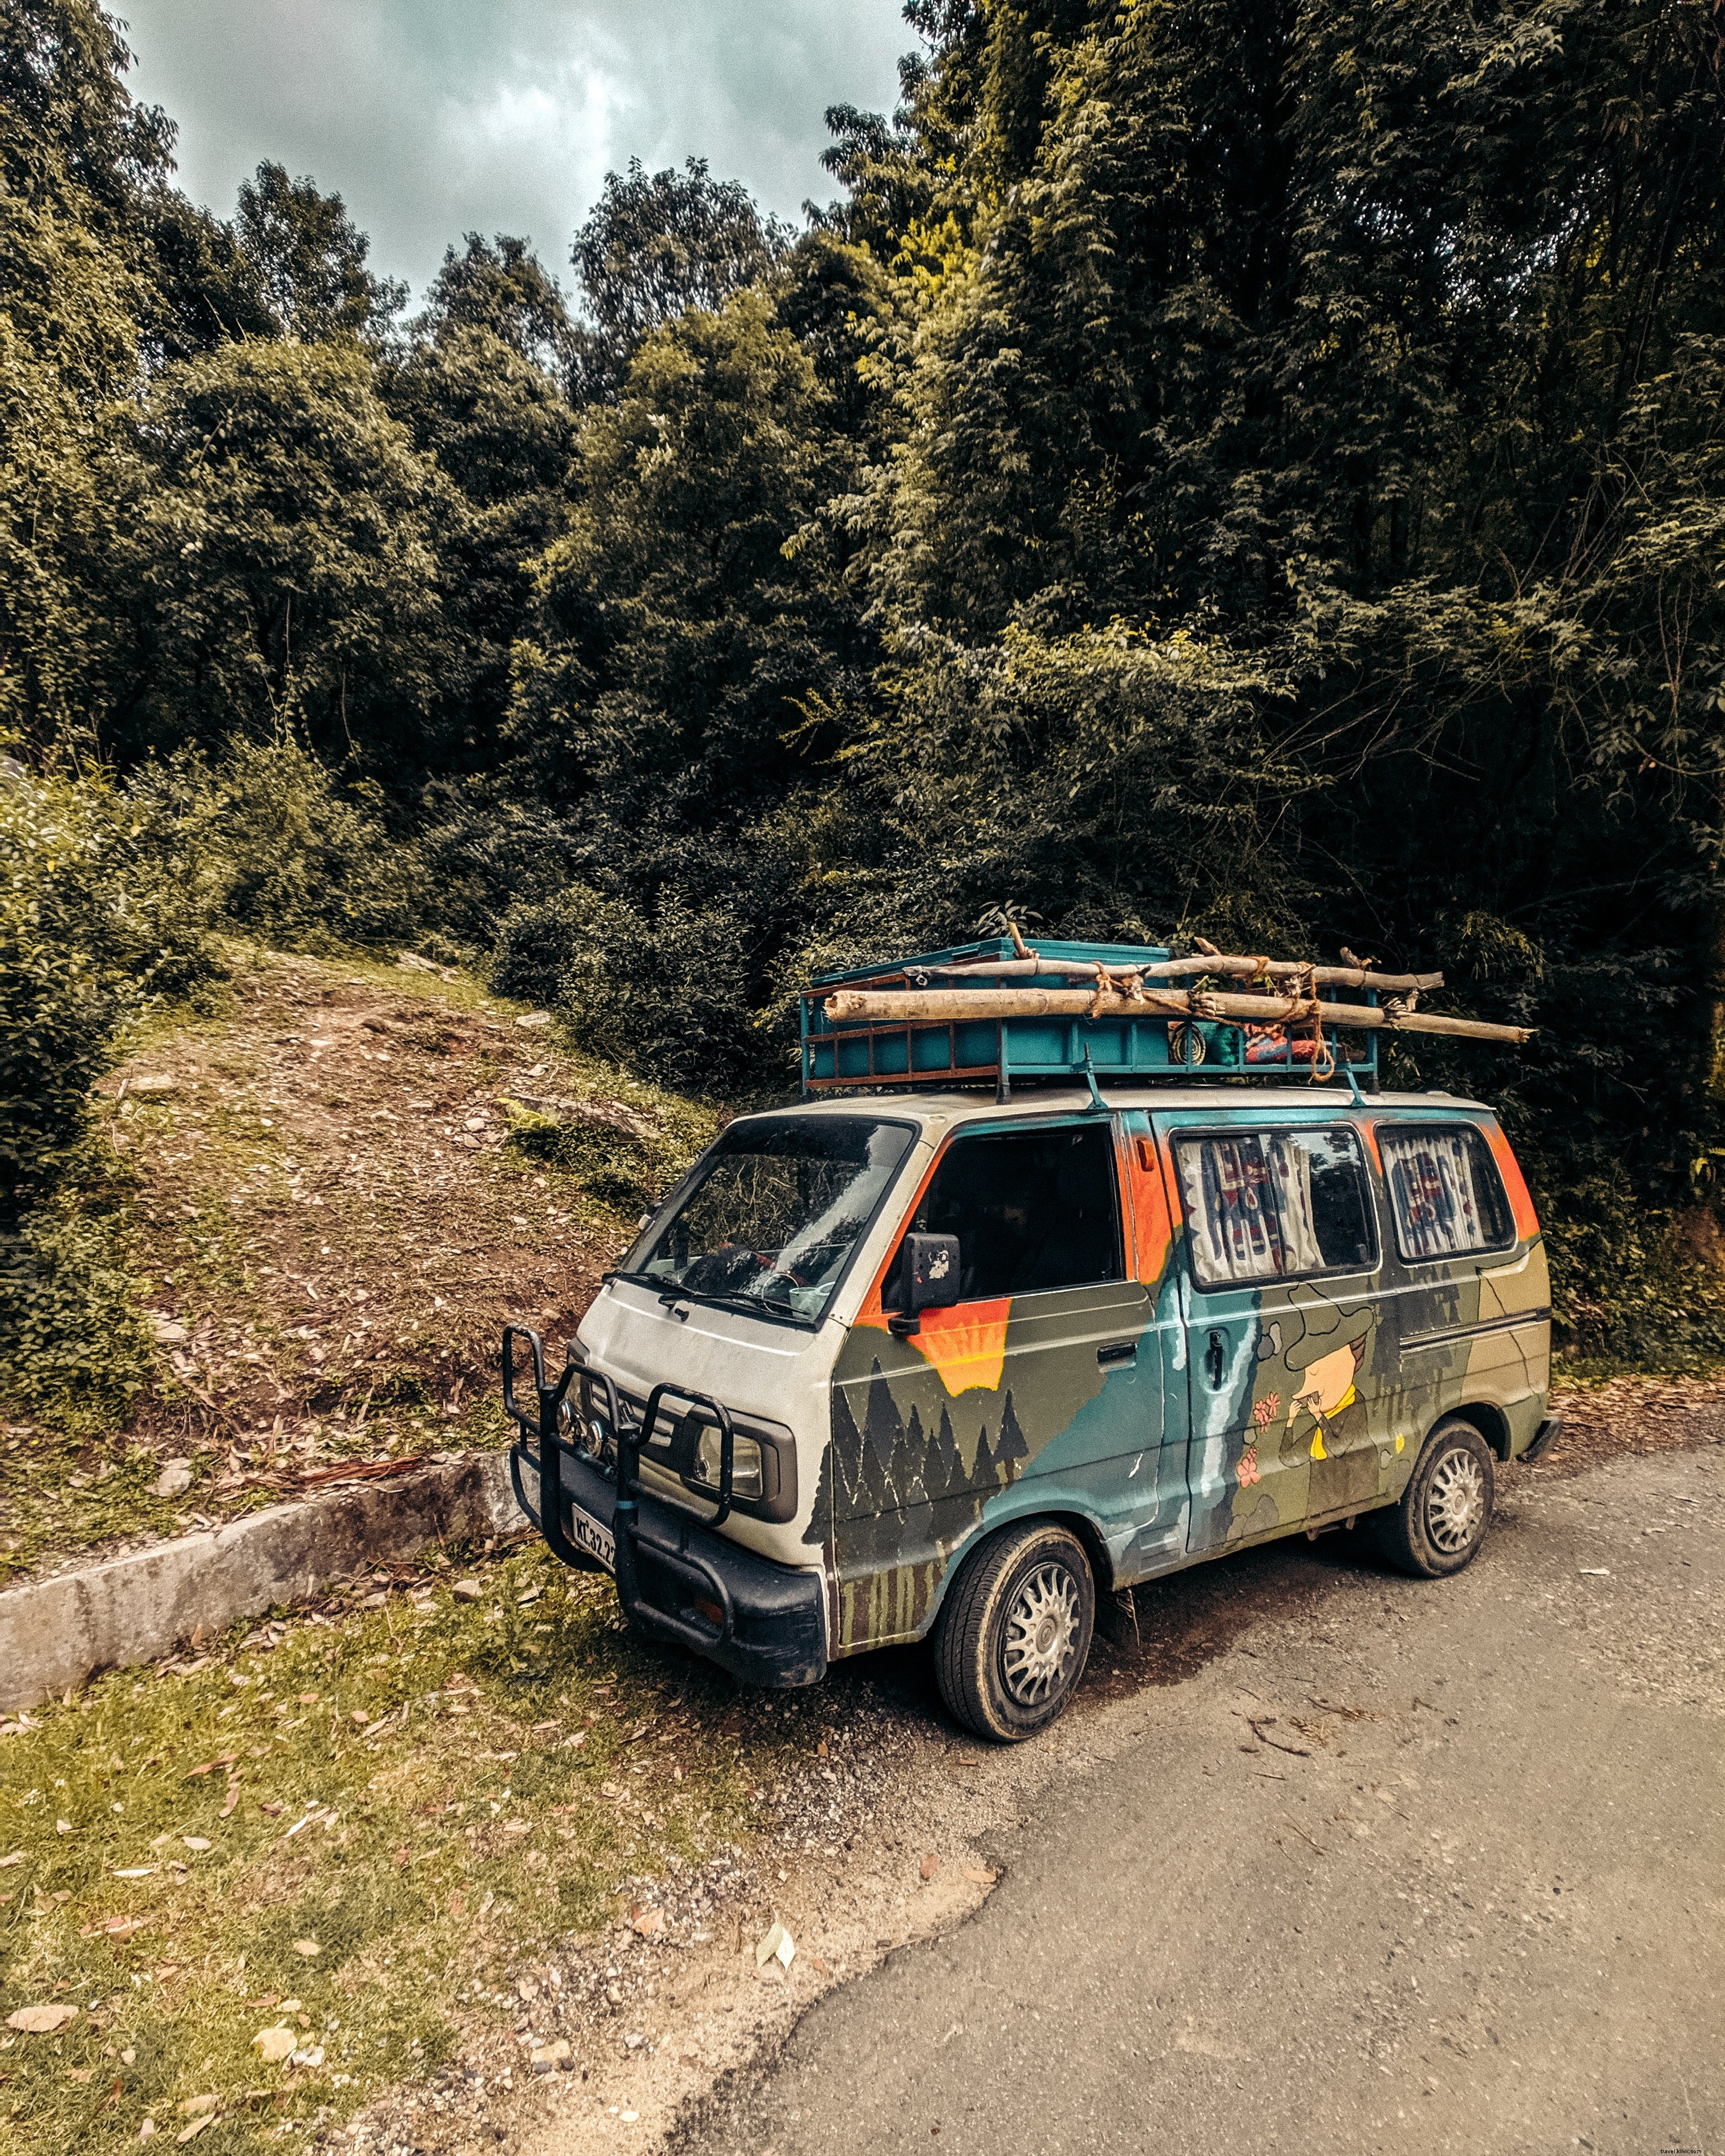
[500,1326,825,1688]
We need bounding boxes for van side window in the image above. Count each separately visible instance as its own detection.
[1174,1126,1376,1288]
[891,1123,1122,1303]
[1379,1124,1514,1261]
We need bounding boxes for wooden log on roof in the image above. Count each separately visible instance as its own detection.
[919,955,1444,993]
[823,984,1533,1047]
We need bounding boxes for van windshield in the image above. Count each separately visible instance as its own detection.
[619,1116,917,1324]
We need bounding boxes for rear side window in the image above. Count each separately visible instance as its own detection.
[1174,1126,1377,1288]
[1379,1124,1514,1262]
[892,1122,1121,1302]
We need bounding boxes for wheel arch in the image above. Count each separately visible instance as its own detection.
[1441,1401,1512,1461]
[920,1499,1117,1639]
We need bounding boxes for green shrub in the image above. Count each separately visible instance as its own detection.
[0,764,223,1200]
[0,1202,152,1435]
[490,885,598,1007]
[123,740,424,952]
[1544,1169,1725,1373]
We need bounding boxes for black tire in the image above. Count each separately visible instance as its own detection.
[1367,1416,1495,1578]
[933,1520,1095,1742]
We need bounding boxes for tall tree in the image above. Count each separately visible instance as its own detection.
[567,157,793,399]
[102,339,440,766]
[0,0,169,745]
[233,160,406,343]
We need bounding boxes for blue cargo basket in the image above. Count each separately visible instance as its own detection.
[800,938,1378,1097]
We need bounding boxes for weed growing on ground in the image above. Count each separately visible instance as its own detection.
[0,1542,778,2154]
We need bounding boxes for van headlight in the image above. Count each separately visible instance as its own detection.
[686,1424,764,1501]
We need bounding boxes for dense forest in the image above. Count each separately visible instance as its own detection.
[5,0,1725,1407]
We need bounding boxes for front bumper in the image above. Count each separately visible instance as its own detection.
[503,1330,825,1689]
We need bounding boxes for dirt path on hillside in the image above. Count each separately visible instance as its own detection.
[2,951,707,1586]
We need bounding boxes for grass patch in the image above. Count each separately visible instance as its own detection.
[0,1541,779,2153]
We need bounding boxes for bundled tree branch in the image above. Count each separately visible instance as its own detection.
[912,955,1444,994]
[823,985,1533,1047]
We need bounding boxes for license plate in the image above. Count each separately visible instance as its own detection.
[569,1501,615,1573]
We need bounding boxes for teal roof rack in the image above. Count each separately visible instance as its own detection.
[800,938,1379,1099]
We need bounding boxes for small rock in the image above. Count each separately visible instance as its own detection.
[150,1317,189,1347]
[130,1075,177,1095]
[178,2094,219,2117]
[919,1853,940,1881]
[152,1460,194,1499]
[452,1579,483,1601]
[515,1011,553,1029]
[529,2039,572,2073]
[253,2027,296,2062]
[630,1906,664,1937]
[291,1939,321,1957]
[181,1836,211,1852]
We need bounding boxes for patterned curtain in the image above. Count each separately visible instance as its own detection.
[1177,1134,1327,1284]
[1380,1129,1492,1260]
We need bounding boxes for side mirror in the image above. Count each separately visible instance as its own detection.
[889,1233,962,1336]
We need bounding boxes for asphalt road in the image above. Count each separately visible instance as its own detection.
[675,1445,1724,2156]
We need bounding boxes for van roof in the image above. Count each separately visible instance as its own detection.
[741,1087,1495,1136]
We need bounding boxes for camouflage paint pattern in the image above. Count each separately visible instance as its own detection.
[804,1104,1549,1659]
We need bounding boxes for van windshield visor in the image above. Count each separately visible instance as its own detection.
[623,1117,916,1324]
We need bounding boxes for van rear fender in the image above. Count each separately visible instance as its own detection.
[1441,1400,1512,1461]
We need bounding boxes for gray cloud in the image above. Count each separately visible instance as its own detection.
[116,0,910,300]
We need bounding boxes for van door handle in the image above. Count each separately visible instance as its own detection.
[1205,1330,1226,1388]
[1097,1342,1137,1368]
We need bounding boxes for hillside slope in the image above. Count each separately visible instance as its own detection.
[0,951,715,1582]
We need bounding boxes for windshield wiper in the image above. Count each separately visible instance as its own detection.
[704,1288,808,1322]
[607,1270,809,1323]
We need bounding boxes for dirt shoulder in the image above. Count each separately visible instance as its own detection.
[0,950,712,1586]
[1541,1370,1725,1474]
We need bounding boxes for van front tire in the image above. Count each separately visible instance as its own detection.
[1369,1417,1495,1578]
[934,1521,1095,1742]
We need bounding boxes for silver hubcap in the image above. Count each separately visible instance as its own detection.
[1426,1446,1486,1554]
[1001,1562,1081,1706]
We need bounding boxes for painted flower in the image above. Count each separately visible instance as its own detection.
[1250,1392,1280,1430]
[1237,1445,1262,1487]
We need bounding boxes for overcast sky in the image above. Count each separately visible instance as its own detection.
[116,1,910,303]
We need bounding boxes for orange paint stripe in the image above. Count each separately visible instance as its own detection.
[1483,1119,1541,1240]
[1130,1130,1174,1287]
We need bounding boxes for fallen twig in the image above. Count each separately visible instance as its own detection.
[1245,1715,1312,1757]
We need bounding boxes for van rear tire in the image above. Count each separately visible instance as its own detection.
[1367,1416,1495,1578]
[933,1521,1095,1743]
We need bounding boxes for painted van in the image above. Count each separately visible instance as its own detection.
[504,1080,1554,1742]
